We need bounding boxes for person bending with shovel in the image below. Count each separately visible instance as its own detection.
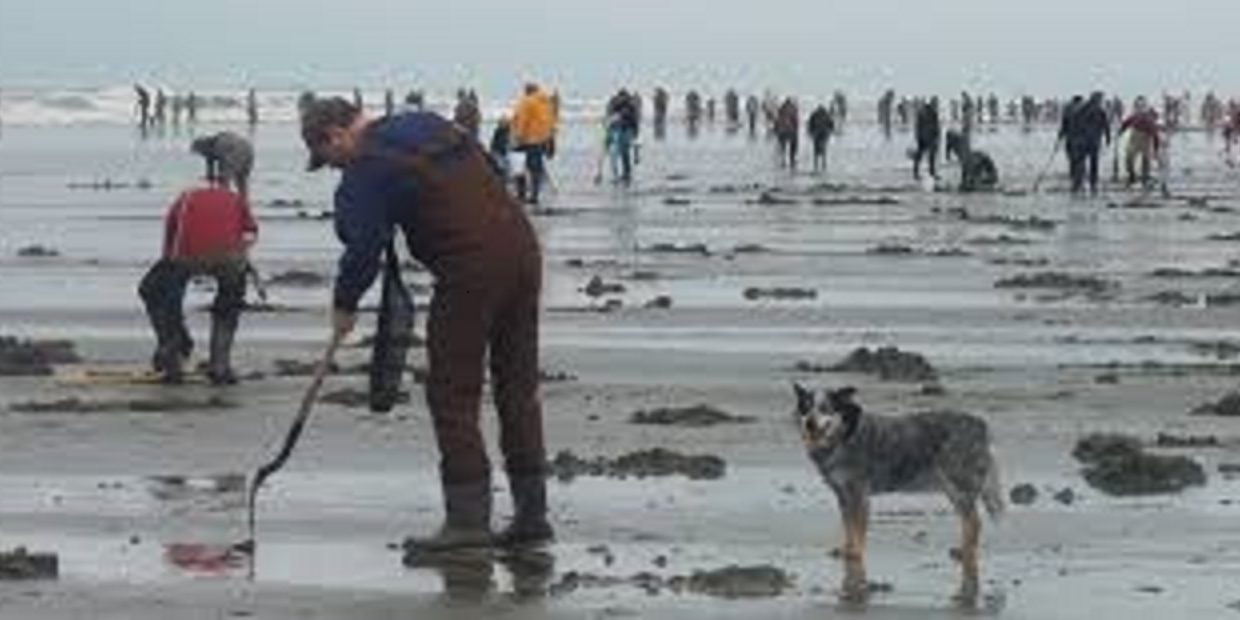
[138,135,257,385]
[301,97,552,557]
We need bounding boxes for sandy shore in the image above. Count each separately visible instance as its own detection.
[2,119,1240,618]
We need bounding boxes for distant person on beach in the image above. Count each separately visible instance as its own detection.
[746,95,760,136]
[489,116,513,181]
[605,89,640,184]
[685,91,703,131]
[135,84,151,128]
[299,96,552,556]
[724,89,740,128]
[454,89,482,139]
[511,82,557,204]
[139,136,257,385]
[298,91,316,116]
[877,90,895,136]
[384,89,395,118]
[405,90,425,111]
[1118,99,1161,188]
[1225,107,1240,165]
[913,97,941,181]
[774,98,800,169]
[153,90,167,126]
[246,89,259,127]
[1059,92,1111,195]
[186,92,199,124]
[946,130,998,192]
[807,104,835,173]
[832,91,848,127]
[652,87,669,137]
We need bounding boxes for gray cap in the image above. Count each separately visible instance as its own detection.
[300,96,361,171]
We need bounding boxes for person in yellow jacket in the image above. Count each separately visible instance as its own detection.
[511,83,557,205]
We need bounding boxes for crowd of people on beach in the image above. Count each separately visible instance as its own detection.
[129,82,1240,197]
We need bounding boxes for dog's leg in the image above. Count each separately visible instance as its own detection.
[955,505,981,605]
[937,468,982,606]
[836,484,869,600]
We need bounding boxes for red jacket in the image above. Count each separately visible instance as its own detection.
[163,186,257,260]
[1121,112,1162,150]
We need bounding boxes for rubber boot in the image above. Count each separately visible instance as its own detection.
[494,475,553,548]
[206,316,238,386]
[403,481,494,562]
[154,342,185,384]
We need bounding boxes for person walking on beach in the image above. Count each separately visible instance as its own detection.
[1224,106,1240,166]
[154,90,168,127]
[746,95,760,137]
[1118,99,1161,188]
[913,97,941,181]
[246,89,259,127]
[300,97,552,556]
[652,87,669,137]
[135,84,152,128]
[1059,91,1111,195]
[685,91,703,133]
[724,89,740,128]
[138,135,257,385]
[807,104,835,173]
[511,82,557,205]
[878,89,895,136]
[774,98,800,169]
[186,92,199,124]
[605,89,640,185]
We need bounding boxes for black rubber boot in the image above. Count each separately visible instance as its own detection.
[154,343,185,384]
[206,316,239,386]
[494,474,553,548]
[403,481,494,562]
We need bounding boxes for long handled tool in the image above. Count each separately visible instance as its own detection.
[239,331,344,555]
[1031,138,1061,193]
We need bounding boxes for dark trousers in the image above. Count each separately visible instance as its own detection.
[138,258,245,367]
[778,133,798,169]
[1067,146,1100,194]
[521,144,546,204]
[914,139,939,179]
[812,137,828,171]
[425,232,545,485]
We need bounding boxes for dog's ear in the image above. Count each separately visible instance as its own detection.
[792,382,815,417]
[828,386,863,436]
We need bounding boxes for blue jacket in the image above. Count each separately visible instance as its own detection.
[331,112,455,312]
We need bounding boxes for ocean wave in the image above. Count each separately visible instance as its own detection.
[0,86,622,127]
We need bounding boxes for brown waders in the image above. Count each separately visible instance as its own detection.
[387,128,551,558]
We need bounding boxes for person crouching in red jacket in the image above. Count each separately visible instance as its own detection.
[138,144,257,384]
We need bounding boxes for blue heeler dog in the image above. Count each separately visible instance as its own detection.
[793,384,1004,603]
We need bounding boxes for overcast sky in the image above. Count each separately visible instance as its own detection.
[0,0,1235,97]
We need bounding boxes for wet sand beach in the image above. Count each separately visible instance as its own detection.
[2,113,1240,618]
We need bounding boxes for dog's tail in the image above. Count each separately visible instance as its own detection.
[981,451,1006,521]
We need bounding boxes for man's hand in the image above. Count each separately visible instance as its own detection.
[332,308,357,339]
